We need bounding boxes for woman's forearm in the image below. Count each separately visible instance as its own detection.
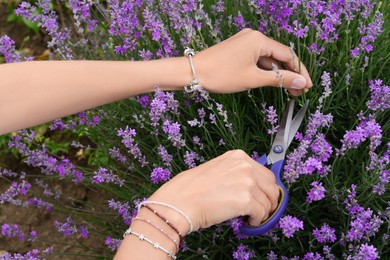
[0,58,192,135]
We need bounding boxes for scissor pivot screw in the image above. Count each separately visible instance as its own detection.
[273,145,284,154]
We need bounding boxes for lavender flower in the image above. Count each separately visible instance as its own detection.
[157,145,173,167]
[141,5,176,57]
[108,199,132,225]
[117,126,149,166]
[0,168,19,178]
[354,243,379,260]
[318,71,332,110]
[302,252,323,260]
[27,197,54,212]
[91,167,124,186]
[55,219,88,239]
[227,217,249,240]
[343,186,383,242]
[306,181,326,203]
[77,111,101,127]
[313,223,336,243]
[137,95,151,108]
[54,217,78,237]
[4,0,388,258]
[184,150,199,169]
[267,251,278,260]
[49,118,77,131]
[232,243,255,260]
[300,157,323,175]
[346,208,377,241]
[0,35,22,63]
[150,167,171,184]
[271,63,283,88]
[16,0,74,59]
[8,131,84,182]
[354,12,383,57]
[0,180,31,205]
[323,246,335,260]
[138,49,154,61]
[108,147,127,163]
[310,134,333,162]
[1,247,53,259]
[67,0,98,34]
[278,215,304,238]
[107,0,142,54]
[265,106,279,135]
[337,114,382,156]
[372,169,389,195]
[148,87,179,131]
[284,110,333,183]
[367,79,390,112]
[214,102,234,134]
[233,11,246,31]
[162,120,185,148]
[79,225,89,239]
[105,236,122,251]
[1,224,25,240]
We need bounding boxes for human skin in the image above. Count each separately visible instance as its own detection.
[0,29,311,135]
[114,149,280,260]
[0,28,312,259]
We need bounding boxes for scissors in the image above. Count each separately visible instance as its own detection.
[240,99,309,236]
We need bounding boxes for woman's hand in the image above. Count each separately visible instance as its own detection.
[194,28,313,96]
[148,149,280,233]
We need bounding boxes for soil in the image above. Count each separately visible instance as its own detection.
[0,2,50,60]
[0,153,110,259]
[0,3,111,258]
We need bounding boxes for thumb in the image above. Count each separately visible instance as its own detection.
[252,69,308,90]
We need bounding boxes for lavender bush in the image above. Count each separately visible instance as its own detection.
[1,0,389,259]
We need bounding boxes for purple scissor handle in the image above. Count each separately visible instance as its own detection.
[240,99,309,236]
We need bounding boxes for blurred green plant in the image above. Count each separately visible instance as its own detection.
[6,1,41,35]
[0,0,389,259]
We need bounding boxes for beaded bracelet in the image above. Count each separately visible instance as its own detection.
[138,200,193,234]
[142,204,183,245]
[132,216,180,253]
[123,227,176,259]
[183,47,202,94]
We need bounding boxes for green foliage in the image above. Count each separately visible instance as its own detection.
[1,0,389,258]
[6,2,40,35]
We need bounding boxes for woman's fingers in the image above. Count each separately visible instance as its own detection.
[236,170,273,226]
[248,68,308,91]
[248,190,272,226]
[147,149,281,232]
[260,36,313,88]
[243,158,279,211]
[257,57,280,70]
[228,151,279,212]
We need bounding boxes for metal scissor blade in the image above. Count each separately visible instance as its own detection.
[273,100,294,147]
[283,100,295,144]
[287,100,309,146]
[267,100,295,164]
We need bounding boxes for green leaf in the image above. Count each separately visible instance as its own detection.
[6,13,17,23]
[22,18,40,35]
[44,139,70,154]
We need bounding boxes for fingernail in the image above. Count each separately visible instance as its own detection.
[291,77,306,89]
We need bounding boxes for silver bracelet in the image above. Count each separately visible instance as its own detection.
[132,216,180,253]
[123,227,177,259]
[183,47,202,94]
[138,200,193,234]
